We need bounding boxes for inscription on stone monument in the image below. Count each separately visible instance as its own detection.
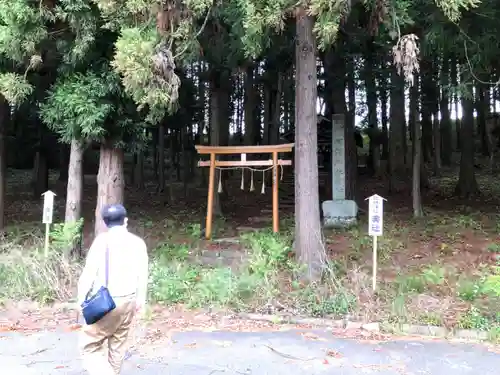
[322,114,358,228]
[331,118,345,200]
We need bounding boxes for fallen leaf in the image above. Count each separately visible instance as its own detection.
[66,324,82,331]
[184,342,197,348]
[211,340,232,347]
[326,349,343,358]
[323,359,329,364]
[54,365,67,369]
[300,332,326,341]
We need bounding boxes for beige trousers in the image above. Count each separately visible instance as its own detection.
[80,299,136,375]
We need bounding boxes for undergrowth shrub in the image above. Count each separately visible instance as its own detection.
[0,250,80,303]
[148,231,294,309]
[148,230,358,317]
[0,222,83,304]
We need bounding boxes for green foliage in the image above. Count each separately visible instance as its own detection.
[421,265,446,285]
[0,225,82,303]
[93,0,213,120]
[309,0,344,50]
[434,0,481,22]
[54,0,99,66]
[112,26,179,123]
[241,231,293,277]
[487,243,500,253]
[457,278,483,301]
[456,267,500,301]
[155,242,190,263]
[458,306,493,331]
[397,274,426,293]
[233,0,293,58]
[148,261,200,304]
[50,219,84,253]
[298,286,357,318]
[0,72,33,106]
[483,274,500,297]
[148,231,294,309]
[0,0,47,63]
[40,70,120,142]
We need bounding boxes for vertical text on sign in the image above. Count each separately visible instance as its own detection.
[368,195,384,236]
[331,115,345,201]
[42,191,55,224]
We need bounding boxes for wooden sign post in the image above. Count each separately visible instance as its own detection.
[42,190,56,257]
[366,194,386,292]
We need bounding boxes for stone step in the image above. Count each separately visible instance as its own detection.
[248,216,272,223]
[236,226,261,233]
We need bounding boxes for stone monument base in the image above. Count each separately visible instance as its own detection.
[322,199,358,228]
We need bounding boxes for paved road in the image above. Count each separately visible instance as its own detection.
[0,328,498,374]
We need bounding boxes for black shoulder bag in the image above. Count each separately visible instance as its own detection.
[81,246,116,325]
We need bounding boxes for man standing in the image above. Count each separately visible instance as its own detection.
[78,204,149,375]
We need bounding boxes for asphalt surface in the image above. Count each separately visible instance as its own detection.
[0,328,498,374]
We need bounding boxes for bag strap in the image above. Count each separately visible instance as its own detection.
[105,243,110,287]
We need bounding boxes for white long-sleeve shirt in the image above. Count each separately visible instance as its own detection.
[77,226,149,308]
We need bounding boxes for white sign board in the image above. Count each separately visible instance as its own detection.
[331,115,345,200]
[42,190,56,224]
[367,194,385,236]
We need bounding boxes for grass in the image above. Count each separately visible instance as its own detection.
[0,168,499,343]
[0,215,498,342]
[0,222,82,304]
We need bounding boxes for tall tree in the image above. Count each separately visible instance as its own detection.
[294,9,324,280]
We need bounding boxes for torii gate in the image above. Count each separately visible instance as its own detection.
[195,144,295,240]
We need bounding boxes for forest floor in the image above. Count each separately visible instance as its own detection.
[0,161,499,343]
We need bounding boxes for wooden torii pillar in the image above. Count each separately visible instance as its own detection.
[195,144,295,240]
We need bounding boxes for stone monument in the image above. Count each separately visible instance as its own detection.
[322,114,358,227]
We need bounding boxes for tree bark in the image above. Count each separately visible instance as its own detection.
[450,57,461,150]
[347,54,356,132]
[323,35,352,199]
[410,73,429,189]
[440,56,452,166]
[244,65,255,146]
[65,139,84,256]
[158,122,165,192]
[270,72,283,146]
[432,58,441,175]
[294,9,325,281]
[380,68,389,160]
[94,142,125,236]
[389,65,406,192]
[432,115,441,175]
[152,128,158,178]
[58,143,70,182]
[420,58,434,163]
[455,83,479,197]
[134,150,145,189]
[412,103,424,218]
[408,70,419,141]
[476,83,490,157]
[263,73,271,145]
[364,39,379,175]
[65,139,84,223]
[33,148,49,198]
[209,68,231,216]
[0,96,8,230]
